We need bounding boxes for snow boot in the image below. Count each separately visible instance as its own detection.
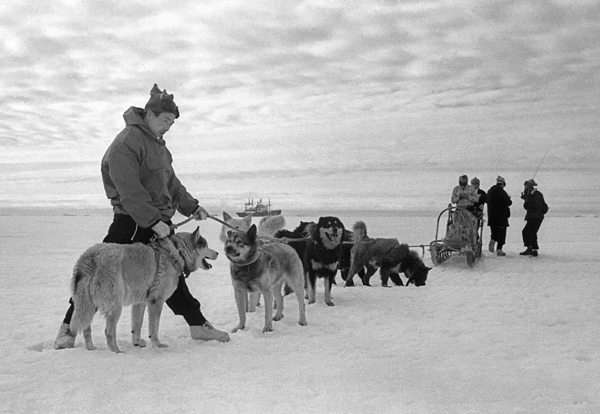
[519,247,534,256]
[53,322,76,350]
[190,321,230,342]
[488,239,496,253]
[532,250,538,257]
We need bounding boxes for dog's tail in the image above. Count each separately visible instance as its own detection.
[258,214,286,238]
[345,221,369,285]
[352,221,368,243]
[69,255,98,334]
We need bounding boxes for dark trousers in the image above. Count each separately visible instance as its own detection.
[63,214,206,326]
[490,226,507,250]
[522,218,544,250]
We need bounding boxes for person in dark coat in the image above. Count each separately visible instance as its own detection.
[520,179,549,257]
[486,176,512,256]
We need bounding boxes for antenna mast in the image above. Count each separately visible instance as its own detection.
[532,148,549,180]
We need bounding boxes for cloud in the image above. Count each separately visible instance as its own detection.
[1,0,599,181]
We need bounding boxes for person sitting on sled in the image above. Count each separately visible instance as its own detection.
[451,174,480,214]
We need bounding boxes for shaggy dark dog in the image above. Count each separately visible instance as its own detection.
[345,221,430,287]
[275,221,314,296]
[274,221,314,271]
[304,216,345,306]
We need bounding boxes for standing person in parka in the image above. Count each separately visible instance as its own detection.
[520,179,549,257]
[54,84,230,349]
[486,176,512,257]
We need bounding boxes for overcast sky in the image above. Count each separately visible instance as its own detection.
[1,0,599,210]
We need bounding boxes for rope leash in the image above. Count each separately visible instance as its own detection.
[172,216,427,252]
[172,215,429,256]
[341,241,427,257]
[170,214,238,231]
[170,215,310,244]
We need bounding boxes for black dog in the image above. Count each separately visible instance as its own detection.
[275,221,314,296]
[274,221,314,271]
[345,221,430,287]
[305,216,345,306]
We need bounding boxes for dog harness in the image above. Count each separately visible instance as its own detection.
[150,238,190,278]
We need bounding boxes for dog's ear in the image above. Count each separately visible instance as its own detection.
[247,224,257,242]
[223,212,232,221]
[192,226,201,244]
[227,230,233,238]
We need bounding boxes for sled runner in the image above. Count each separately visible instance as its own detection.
[429,204,484,267]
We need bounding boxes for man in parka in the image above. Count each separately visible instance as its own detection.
[54,84,229,349]
[520,179,549,257]
[486,176,512,256]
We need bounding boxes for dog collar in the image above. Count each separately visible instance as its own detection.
[228,248,263,268]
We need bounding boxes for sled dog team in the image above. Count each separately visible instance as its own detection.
[55,85,546,354]
[65,212,429,353]
[53,83,430,354]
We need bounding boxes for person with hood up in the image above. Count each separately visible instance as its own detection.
[54,84,230,349]
[486,176,512,256]
[451,174,479,213]
[520,179,549,257]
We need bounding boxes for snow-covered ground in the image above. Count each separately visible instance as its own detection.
[1,210,599,414]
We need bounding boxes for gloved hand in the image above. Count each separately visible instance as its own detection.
[151,221,171,239]
[192,205,209,221]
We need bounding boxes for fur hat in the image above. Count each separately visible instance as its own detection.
[524,179,537,187]
[496,176,506,184]
[145,84,180,118]
[459,175,468,185]
[471,177,480,185]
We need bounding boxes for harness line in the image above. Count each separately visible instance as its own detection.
[171,215,311,244]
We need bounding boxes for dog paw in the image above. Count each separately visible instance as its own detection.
[133,339,147,348]
[273,314,284,321]
[326,301,335,307]
[263,326,273,333]
[232,325,244,333]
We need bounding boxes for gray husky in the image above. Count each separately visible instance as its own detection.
[224,224,307,333]
[69,228,218,353]
[219,212,286,312]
